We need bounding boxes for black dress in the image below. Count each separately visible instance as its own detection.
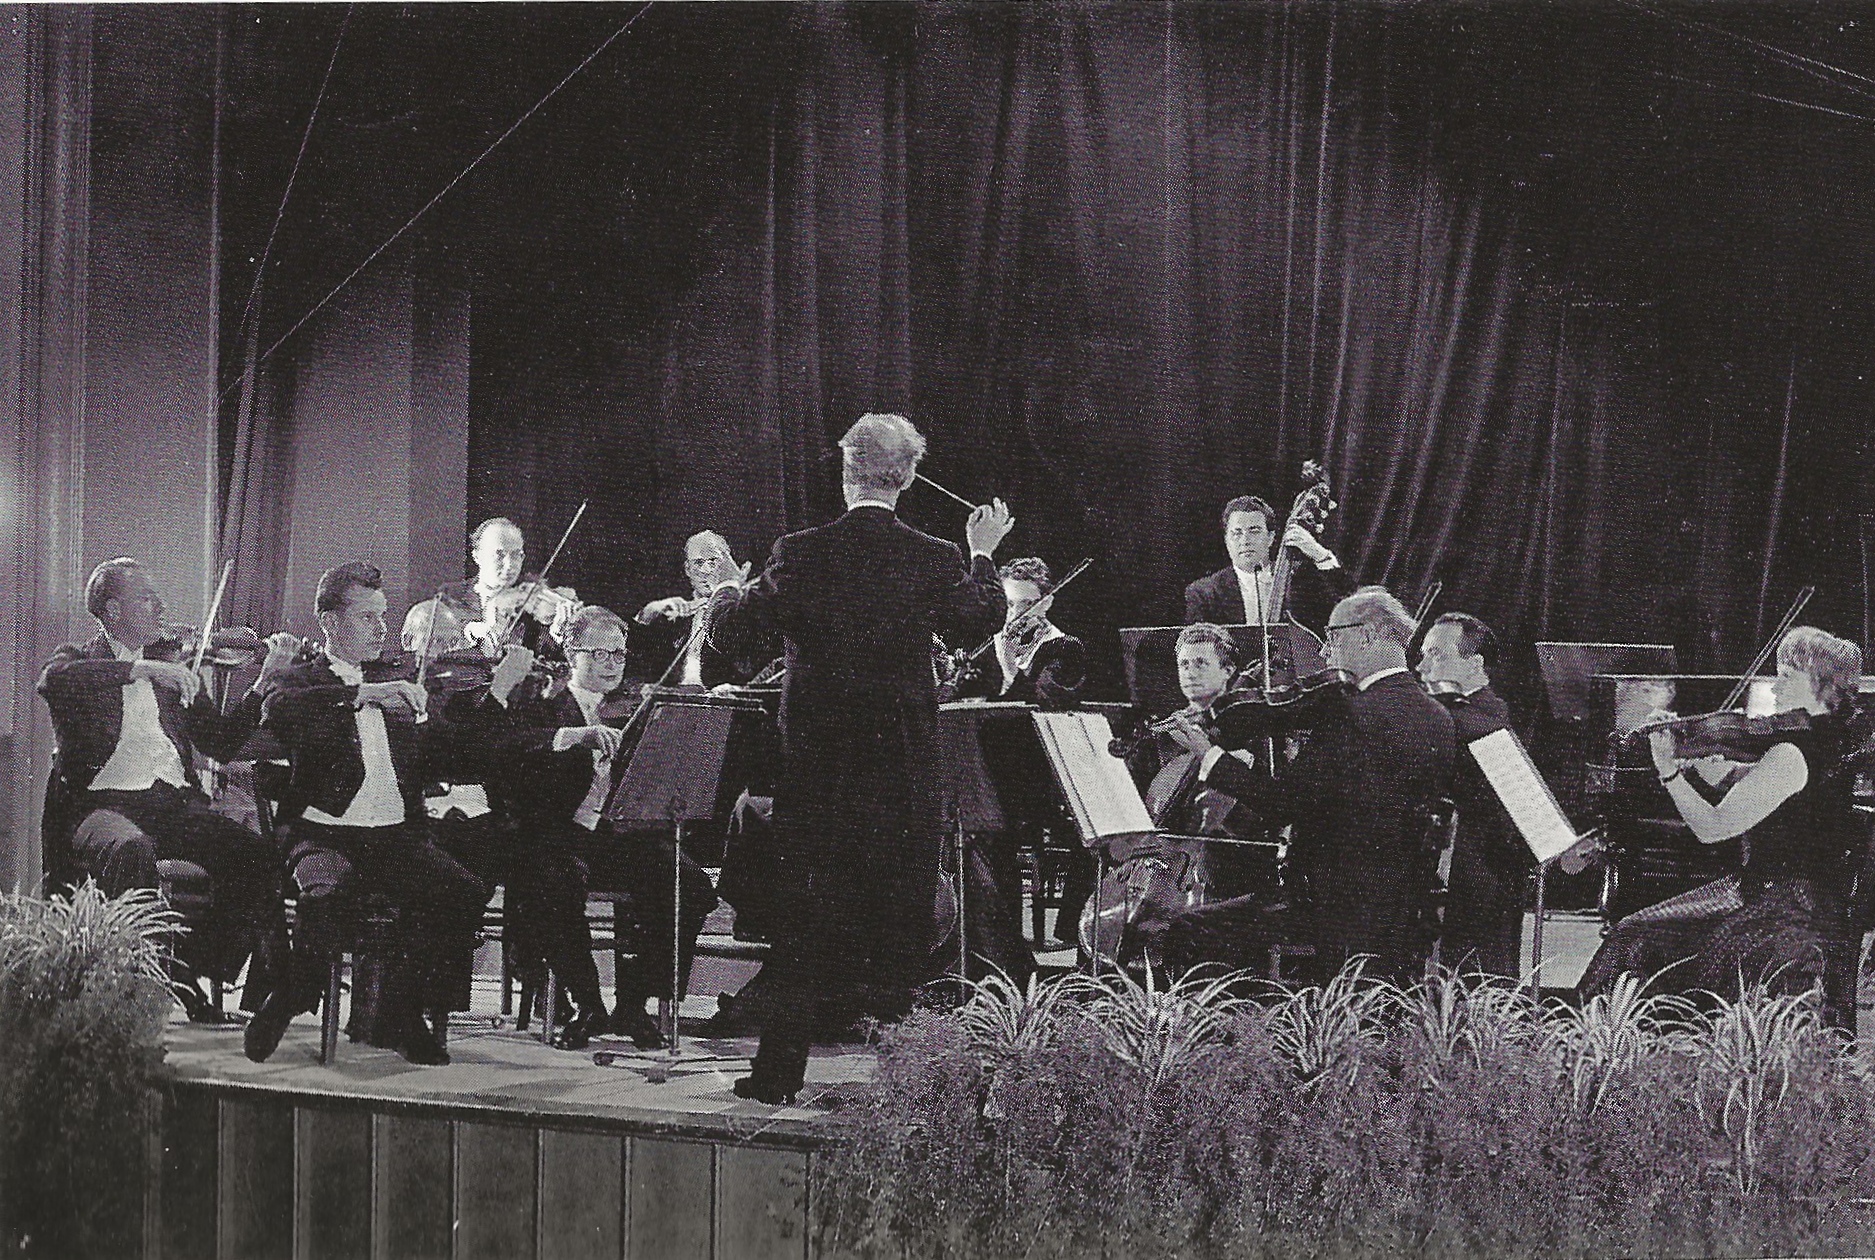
[1578,715,1862,1026]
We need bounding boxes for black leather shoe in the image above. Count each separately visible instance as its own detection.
[394,1017,451,1066]
[612,1006,666,1051]
[732,1074,799,1106]
[243,992,294,1063]
[178,981,245,1026]
[553,1008,607,1051]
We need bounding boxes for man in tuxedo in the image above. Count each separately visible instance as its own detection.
[38,557,298,1018]
[478,605,718,1050]
[632,530,768,689]
[1183,495,1353,631]
[244,562,493,1065]
[1163,586,1456,984]
[951,557,1087,709]
[707,412,1011,1102]
[432,516,580,657]
[1417,611,1525,978]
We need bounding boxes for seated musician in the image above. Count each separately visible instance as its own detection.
[433,516,580,659]
[37,557,299,1021]
[484,605,719,1050]
[952,557,1087,709]
[243,563,493,1066]
[1416,612,1525,978]
[1162,588,1456,985]
[1184,495,1352,629]
[1579,627,1865,1031]
[632,530,760,689]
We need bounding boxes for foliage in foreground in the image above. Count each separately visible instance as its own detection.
[815,961,1875,1259]
[0,882,178,1258]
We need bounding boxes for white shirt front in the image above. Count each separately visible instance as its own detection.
[89,636,190,793]
[302,656,407,828]
[1233,566,1276,626]
[553,681,614,832]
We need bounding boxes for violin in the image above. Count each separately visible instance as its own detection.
[150,624,270,670]
[1209,667,1356,743]
[1108,701,1212,761]
[1627,709,1813,764]
[1621,585,1818,765]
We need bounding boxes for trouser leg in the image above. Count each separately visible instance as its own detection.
[587,828,716,1006]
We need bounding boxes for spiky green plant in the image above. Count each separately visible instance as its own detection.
[953,966,1095,1119]
[0,880,180,1007]
[1080,962,1252,1095]
[1688,975,1840,1199]
[1264,956,1395,1092]
[1544,969,1698,1115]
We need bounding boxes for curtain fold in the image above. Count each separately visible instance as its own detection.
[643,3,1722,693]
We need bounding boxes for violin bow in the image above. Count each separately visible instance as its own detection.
[963,557,1095,664]
[1719,585,1815,713]
[193,559,236,674]
[1410,580,1443,631]
[499,499,589,637]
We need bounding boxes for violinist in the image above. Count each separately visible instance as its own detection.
[951,558,1087,708]
[243,563,495,1066]
[434,516,581,659]
[37,557,301,1021]
[1184,495,1352,631]
[1579,627,1865,1030]
[631,530,757,689]
[1162,588,1456,985]
[1416,612,1523,978]
[481,605,718,1051]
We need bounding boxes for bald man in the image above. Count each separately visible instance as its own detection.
[633,530,764,688]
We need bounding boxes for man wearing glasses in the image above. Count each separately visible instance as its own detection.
[1162,586,1456,984]
[633,530,761,689]
[480,605,717,1050]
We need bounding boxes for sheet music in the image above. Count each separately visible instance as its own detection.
[1030,711,1157,844]
[1467,728,1581,864]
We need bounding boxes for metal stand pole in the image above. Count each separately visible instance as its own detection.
[956,818,969,996]
[1529,860,1549,1001]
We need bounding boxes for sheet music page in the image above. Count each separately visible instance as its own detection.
[1467,728,1581,863]
[1030,711,1156,843]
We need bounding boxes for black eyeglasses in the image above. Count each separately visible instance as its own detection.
[571,647,629,665]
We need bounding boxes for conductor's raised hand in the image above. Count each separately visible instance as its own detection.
[965,497,1015,557]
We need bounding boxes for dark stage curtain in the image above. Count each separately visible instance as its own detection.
[646,4,1687,697]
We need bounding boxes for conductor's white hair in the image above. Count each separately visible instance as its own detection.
[840,413,926,496]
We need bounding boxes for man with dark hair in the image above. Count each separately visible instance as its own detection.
[951,556,1087,709]
[476,604,718,1050]
[1163,586,1456,984]
[243,562,498,1065]
[38,557,300,1019]
[1184,494,1353,631]
[708,412,1010,1103]
[1418,610,1524,977]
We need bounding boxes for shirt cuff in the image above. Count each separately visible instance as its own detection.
[551,727,582,752]
[1314,555,1340,570]
[970,549,993,562]
[1199,746,1227,778]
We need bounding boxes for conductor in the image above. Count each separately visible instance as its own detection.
[707,413,1012,1103]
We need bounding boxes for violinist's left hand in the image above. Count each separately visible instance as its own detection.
[1166,714,1214,756]
[1282,524,1333,566]
[1645,716,1680,779]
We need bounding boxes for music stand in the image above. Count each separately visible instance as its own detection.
[936,706,1009,991]
[1535,642,1678,727]
[596,696,760,1080]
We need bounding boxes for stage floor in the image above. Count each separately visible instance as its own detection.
[163,980,874,1144]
